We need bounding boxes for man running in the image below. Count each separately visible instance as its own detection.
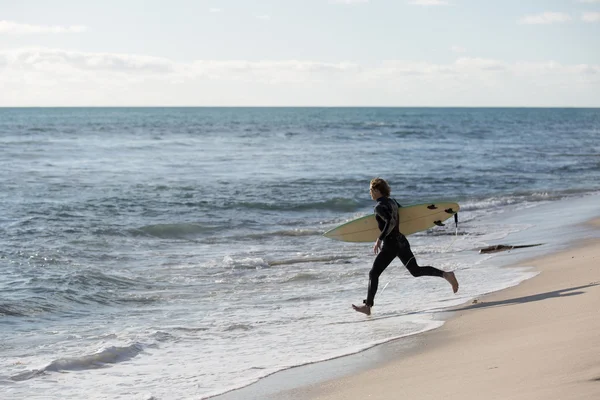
[352,177,459,315]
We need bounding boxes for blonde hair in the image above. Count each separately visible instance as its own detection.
[370,177,391,197]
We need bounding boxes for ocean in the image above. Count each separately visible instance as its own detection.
[1,107,599,400]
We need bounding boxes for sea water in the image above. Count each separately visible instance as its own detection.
[1,107,599,399]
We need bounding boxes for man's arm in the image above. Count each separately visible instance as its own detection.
[375,203,395,240]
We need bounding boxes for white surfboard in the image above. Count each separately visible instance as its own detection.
[323,202,459,243]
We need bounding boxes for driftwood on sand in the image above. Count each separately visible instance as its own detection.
[479,244,543,254]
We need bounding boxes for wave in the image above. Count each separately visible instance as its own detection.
[357,121,398,129]
[219,254,353,270]
[270,229,321,237]
[50,270,141,291]
[224,324,253,332]
[114,293,162,306]
[282,273,321,283]
[0,304,29,317]
[170,326,210,333]
[391,129,427,137]
[269,255,353,267]
[0,298,62,317]
[267,229,320,237]
[151,331,177,342]
[283,294,322,302]
[234,228,322,241]
[10,343,145,381]
[459,189,597,213]
[324,121,402,132]
[1,270,151,316]
[132,223,219,239]
[234,197,362,213]
[222,256,269,270]
[552,163,600,173]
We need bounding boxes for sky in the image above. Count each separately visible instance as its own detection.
[1,0,599,106]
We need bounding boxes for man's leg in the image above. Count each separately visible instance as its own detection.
[397,237,459,293]
[353,244,397,315]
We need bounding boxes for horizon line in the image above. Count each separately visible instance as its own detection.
[1,106,599,109]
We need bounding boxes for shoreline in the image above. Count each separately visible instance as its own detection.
[211,217,600,400]
[292,237,600,399]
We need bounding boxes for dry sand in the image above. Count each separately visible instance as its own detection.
[288,237,600,400]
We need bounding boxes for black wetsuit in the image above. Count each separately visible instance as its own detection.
[364,197,444,307]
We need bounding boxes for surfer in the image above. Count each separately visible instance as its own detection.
[352,178,459,315]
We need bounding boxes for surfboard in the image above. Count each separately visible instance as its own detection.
[323,202,459,243]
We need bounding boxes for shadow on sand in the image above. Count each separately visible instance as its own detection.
[453,283,599,312]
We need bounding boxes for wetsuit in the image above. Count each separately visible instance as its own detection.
[364,197,444,307]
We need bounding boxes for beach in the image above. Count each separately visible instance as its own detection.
[2,108,599,399]
[279,222,600,400]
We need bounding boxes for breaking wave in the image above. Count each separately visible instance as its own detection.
[11,343,145,381]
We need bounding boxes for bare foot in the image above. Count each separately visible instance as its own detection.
[443,271,459,293]
[352,304,371,315]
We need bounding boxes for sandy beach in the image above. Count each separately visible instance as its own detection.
[274,222,600,400]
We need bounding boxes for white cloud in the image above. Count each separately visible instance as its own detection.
[209,8,223,13]
[408,0,449,6]
[1,48,598,106]
[255,15,271,20]
[331,0,369,4]
[519,12,572,25]
[455,57,506,71]
[451,46,467,53]
[1,48,173,73]
[582,12,600,22]
[0,20,87,34]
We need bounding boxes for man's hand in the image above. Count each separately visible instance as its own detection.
[373,238,382,255]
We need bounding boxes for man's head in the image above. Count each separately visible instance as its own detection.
[370,177,391,199]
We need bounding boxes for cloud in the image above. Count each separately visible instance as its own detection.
[255,15,271,20]
[209,8,223,13]
[0,48,359,84]
[519,12,572,24]
[454,57,507,71]
[582,12,600,22]
[408,0,449,6]
[331,0,369,4]
[0,48,174,74]
[451,46,467,53]
[0,20,87,34]
[1,48,598,106]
